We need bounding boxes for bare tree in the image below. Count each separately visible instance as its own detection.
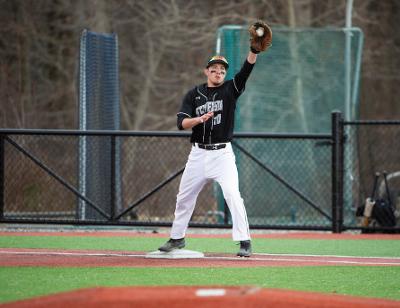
[0,0,398,130]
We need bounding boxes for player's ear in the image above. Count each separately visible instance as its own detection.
[204,68,209,77]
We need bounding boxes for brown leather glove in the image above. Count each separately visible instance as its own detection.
[249,20,272,54]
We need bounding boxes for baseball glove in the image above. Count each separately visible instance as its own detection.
[249,20,272,53]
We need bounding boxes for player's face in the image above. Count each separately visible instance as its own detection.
[205,64,226,86]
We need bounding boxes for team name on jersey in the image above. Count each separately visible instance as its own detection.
[195,100,223,116]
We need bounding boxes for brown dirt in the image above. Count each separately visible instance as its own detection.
[1,247,399,267]
[1,231,400,307]
[2,286,400,308]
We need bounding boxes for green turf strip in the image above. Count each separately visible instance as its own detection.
[1,235,400,257]
[1,266,400,303]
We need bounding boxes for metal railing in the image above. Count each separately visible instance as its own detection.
[1,112,398,233]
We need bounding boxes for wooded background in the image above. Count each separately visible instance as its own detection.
[0,0,399,130]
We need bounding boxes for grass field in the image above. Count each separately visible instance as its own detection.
[1,232,400,303]
[2,235,400,257]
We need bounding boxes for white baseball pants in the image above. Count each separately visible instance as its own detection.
[170,142,251,241]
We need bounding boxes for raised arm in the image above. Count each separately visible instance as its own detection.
[247,50,257,64]
[233,21,272,94]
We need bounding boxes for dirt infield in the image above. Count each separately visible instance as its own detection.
[1,247,400,267]
[2,230,400,307]
[3,286,400,308]
[1,229,400,267]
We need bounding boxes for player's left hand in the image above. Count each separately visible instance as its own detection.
[199,112,214,124]
[249,20,272,54]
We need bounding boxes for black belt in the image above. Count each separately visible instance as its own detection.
[194,143,226,150]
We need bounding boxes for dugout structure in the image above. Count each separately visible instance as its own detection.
[78,30,122,220]
[216,26,364,226]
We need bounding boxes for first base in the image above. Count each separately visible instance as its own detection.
[145,249,204,259]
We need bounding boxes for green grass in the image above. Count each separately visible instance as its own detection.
[1,234,400,303]
[1,266,400,303]
[1,235,400,257]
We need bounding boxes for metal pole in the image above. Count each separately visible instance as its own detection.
[332,111,344,233]
[110,136,116,221]
[224,201,229,224]
[0,135,4,220]
[78,29,88,220]
[338,115,345,233]
[344,0,354,121]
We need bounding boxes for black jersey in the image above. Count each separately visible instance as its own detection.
[177,59,255,144]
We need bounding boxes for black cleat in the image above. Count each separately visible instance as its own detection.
[237,240,252,257]
[158,238,185,252]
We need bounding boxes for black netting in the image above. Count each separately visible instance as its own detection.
[78,30,121,221]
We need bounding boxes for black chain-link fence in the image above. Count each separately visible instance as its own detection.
[0,129,335,231]
[343,121,400,232]
[1,114,399,233]
[232,137,332,228]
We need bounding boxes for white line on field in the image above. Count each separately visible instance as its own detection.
[0,251,145,258]
[253,253,400,260]
[0,250,399,266]
[206,255,400,266]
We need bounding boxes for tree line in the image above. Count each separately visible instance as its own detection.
[0,0,398,130]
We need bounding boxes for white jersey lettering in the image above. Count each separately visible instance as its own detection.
[213,114,221,125]
[196,100,223,116]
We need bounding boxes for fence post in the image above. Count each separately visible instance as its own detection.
[224,201,229,224]
[0,135,4,220]
[331,111,344,233]
[110,136,116,221]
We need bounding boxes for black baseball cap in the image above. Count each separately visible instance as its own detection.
[206,55,229,69]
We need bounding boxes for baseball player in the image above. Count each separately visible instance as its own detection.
[159,21,272,257]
